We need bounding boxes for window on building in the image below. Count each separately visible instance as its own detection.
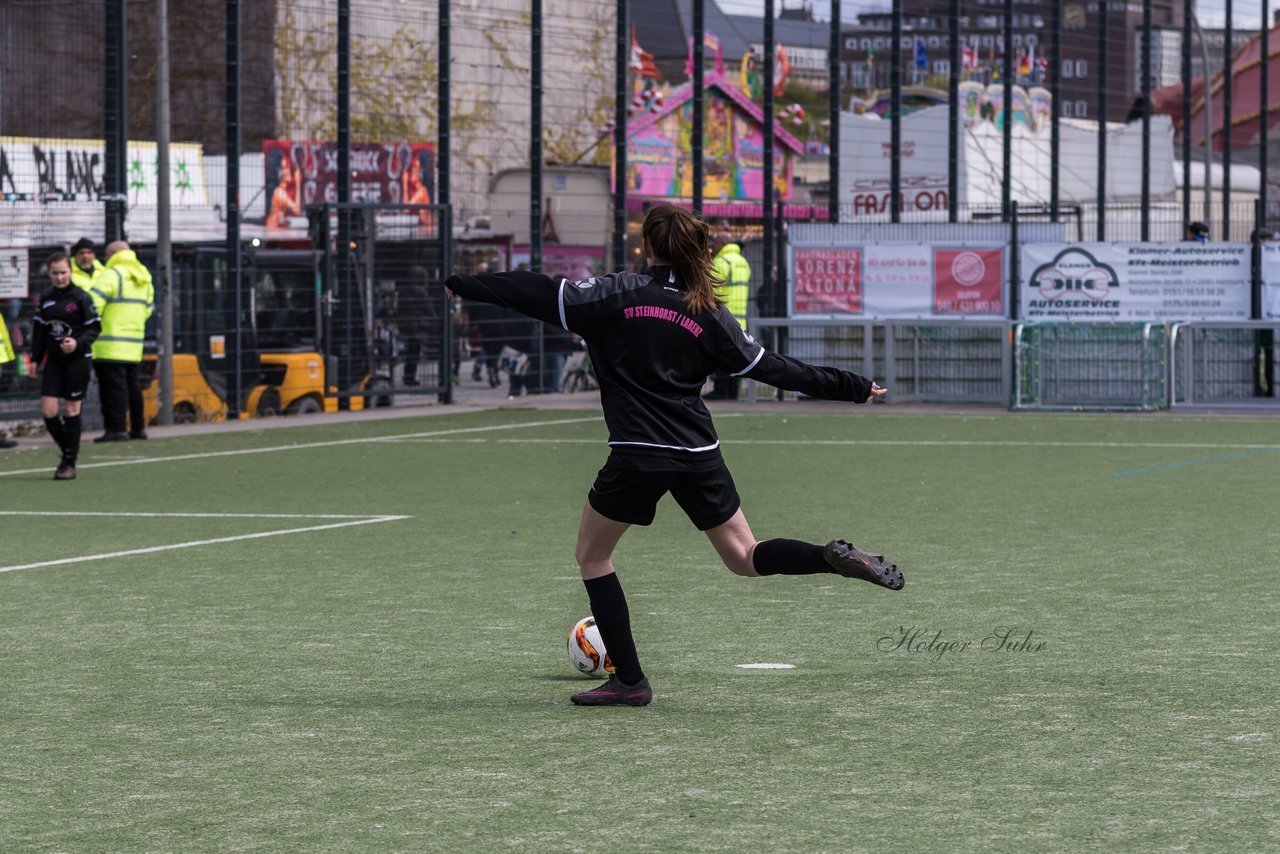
[934,59,950,75]
[1076,101,1088,117]
[1063,59,1074,78]
[928,36,940,48]
[1013,34,1023,47]
[1063,101,1074,117]
[1075,59,1087,77]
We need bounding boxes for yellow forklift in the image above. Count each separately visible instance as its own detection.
[139,241,389,422]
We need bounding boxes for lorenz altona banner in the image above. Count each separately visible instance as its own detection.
[1020,243,1251,321]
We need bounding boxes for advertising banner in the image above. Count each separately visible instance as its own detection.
[0,248,30,298]
[934,248,1005,315]
[1261,243,1280,321]
[0,136,208,206]
[789,243,1006,318]
[1019,243,1251,321]
[262,140,435,228]
[791,247,862,314]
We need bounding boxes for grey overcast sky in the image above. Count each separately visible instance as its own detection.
[716,0,1274,29]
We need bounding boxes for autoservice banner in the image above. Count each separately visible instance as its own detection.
[1019,243,1251,321]
[789,244,1006,318]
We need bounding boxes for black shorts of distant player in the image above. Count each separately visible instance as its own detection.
[40,357,93,401]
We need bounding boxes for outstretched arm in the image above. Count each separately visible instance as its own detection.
[444,270,561,327]
[743,350,883,403]
[709,307,885,403]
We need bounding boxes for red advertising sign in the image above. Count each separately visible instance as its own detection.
[933,248,1004,314]
[262,140,435,228]
[792,248,862,314]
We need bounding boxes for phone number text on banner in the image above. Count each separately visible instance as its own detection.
[789,244,1005,318]
[1019,243,1251,321]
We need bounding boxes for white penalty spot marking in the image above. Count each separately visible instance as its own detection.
[736,663,797,670]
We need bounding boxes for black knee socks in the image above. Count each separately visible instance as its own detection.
[63,414,82,463]
[583,572,645,685]
[44,416,66,453]
[752,538,832,575]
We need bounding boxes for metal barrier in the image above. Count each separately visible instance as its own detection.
[1169,321,1280,409]
[745,319,875,403]
[744,318,1011,405]
[884,320,1012,404]
[1013,322,1168,411]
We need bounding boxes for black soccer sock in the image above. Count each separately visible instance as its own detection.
[752,538,831,575]
[583,572,645,685]
[44,416,66,453]
[63,414,82,464]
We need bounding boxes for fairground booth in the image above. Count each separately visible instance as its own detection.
[616,71,815,269]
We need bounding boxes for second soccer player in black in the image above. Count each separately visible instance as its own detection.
[32,251,101,480]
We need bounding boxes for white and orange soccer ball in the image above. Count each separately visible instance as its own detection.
[567,616,614,678]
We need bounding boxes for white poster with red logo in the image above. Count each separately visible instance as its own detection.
[1019,243,1251,321]
[789,243,1006,317]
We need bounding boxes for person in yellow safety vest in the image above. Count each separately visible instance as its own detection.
[89,240,155,442]
[70,237,106,291]
[0,312,18,448]
[708,235,752,399]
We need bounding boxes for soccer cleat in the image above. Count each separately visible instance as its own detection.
[824,539,904,590]
[571,676,653,707]
[129,431,148,440]
[54,462,77,480]
[0,436,18,449]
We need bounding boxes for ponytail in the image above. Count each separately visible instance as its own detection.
[641,204,724,314]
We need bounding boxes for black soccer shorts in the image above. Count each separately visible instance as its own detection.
[587,461,741,531]
[40,357,93,400]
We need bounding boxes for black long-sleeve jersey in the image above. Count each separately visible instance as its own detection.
[32,284,101,364]
[445,267,875,469]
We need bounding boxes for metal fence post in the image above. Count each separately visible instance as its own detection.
[226,0,242,419]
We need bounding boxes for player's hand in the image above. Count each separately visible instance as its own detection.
[59,338,77,354]
[868,382,887,399]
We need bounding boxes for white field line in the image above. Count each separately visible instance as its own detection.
[0,513,410,574]
[0,416,603,478]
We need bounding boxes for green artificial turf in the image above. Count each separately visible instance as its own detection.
[1,407,1277,851]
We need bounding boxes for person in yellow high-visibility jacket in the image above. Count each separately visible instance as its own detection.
[707,236,752,399]
[89,241,154,442]
[70,237,106,291]
[0,312,18,448]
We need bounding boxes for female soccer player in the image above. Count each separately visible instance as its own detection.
[31,251,101,480]
[445,204,903,707]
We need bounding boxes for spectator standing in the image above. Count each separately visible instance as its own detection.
[89,240,154,442]
[31,252,101,478]
[69,237,105,290]
[396,267,437,386]
[0,310,18,448]
[707,232,751,400]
